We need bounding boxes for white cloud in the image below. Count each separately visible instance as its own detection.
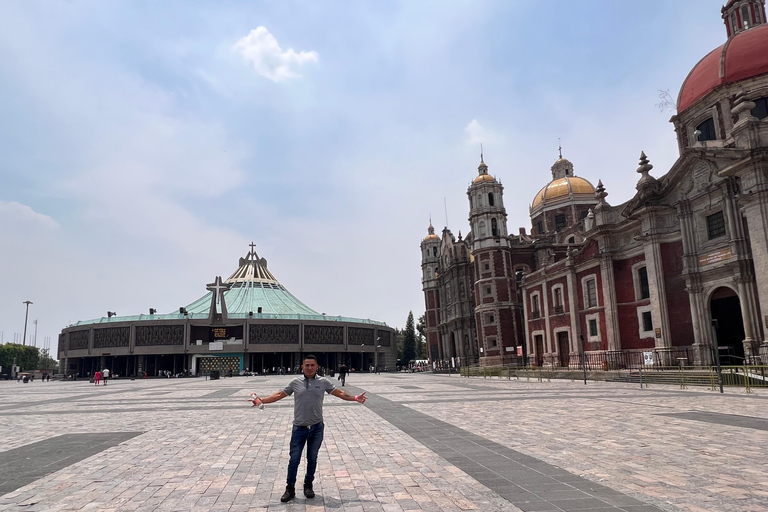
[232,27,318,82]
[464,119,500,148]
[0,201,58,229]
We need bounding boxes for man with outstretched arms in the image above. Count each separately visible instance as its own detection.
[249,354,367,503]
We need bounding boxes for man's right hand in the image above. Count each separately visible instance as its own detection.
[249,393,264,408]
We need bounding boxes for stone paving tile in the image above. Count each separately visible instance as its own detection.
[2,374,767,511]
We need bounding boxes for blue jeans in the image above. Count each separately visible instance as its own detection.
[287,422,324,486]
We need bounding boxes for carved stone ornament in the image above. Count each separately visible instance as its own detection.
[136,325,184,346]
[69,330,89,350]
[304,325,344,345]
[93,327,130,348]
[249,324,299,345]
[693,161,714,193]
[349,327,375,346]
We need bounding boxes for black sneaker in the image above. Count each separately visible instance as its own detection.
[303,482,315,499]
[280,485,295,502]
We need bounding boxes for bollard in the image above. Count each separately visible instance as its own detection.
[744,365,752,394]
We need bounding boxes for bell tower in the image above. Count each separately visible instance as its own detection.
[467,156,510,252]
[466,156,520,365]
[420,221,442,363]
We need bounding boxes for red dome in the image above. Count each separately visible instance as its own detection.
[677,24,768,113]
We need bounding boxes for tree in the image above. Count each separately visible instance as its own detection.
[39,349,58,371]
[416,313,426,359]
[395,328,405,365]
[403,311,416,365]
[0,344,40,372]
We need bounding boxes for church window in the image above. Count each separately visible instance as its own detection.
[553,286,564,314]
[638,266,650,300]
[585,278,597,308]
[589,318,598,337]
[731,12,739,33]
[488,193,495,206]
[432,247,437,257]
[485,286,492,296]
[751,97,768,119]
[531,293,541,318]
[486,313,495,324]
[491,218,499,236]
[707,211,726,239]
[642,311,653,332]
[489,337,497,347]
[755,4,762,24]
[554,214,567,230]
[742,5,751,27]
[581,210,589,219]
[695,118,717,141]
[536,221,544,234]
[568,236,575,244]
[515,268,526,282]
[484,263,490,271]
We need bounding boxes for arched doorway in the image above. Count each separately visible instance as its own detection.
[710,287,746,364]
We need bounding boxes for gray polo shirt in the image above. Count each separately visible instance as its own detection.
[283,375,336,426]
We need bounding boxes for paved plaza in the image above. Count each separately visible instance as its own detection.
[1,373,767,512]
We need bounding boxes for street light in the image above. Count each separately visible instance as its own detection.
[22,301,33,346]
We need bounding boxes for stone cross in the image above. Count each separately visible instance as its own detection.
[206,276,231,305]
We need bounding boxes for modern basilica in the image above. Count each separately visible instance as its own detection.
[58,245,395,377]
[422,0,768,368]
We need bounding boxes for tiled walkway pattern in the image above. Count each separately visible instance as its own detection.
[0,373,767,511]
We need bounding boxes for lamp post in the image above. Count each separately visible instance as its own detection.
[22,301,33,346]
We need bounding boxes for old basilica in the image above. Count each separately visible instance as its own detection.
[421,0,768,368]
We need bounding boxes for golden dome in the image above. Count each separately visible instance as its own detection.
[531,176,596,210]
[473,174,497,184]
[423,221,440,242]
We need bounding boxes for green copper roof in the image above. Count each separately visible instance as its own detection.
[182,248,320,316]
[71,246,388,327]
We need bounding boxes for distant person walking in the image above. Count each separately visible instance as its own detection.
[338,363,348,386]
[249,355,367,503]
[102,368,110,385]
[94,370,101,386]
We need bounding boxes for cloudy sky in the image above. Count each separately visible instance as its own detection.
[0,0,728,353]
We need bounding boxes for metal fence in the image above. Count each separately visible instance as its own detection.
[459,364,768,394]
[528,347,697,371]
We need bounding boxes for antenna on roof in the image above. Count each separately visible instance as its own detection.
[444,197,448,228]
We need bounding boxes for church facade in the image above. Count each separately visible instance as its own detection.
[422,0,768,368]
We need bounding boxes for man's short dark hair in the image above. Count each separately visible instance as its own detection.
[303,355,318,363]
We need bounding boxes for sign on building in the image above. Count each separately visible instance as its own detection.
[643,351,654,366]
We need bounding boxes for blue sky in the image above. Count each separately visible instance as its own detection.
[0,0,727,353]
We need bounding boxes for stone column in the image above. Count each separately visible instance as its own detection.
[599,252,620,351]
[737,169,768,359]
[644,236,672,351]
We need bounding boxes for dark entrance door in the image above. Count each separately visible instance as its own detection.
[534,335,544,367]
[557,332,570,367]
[710,287,746,364]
